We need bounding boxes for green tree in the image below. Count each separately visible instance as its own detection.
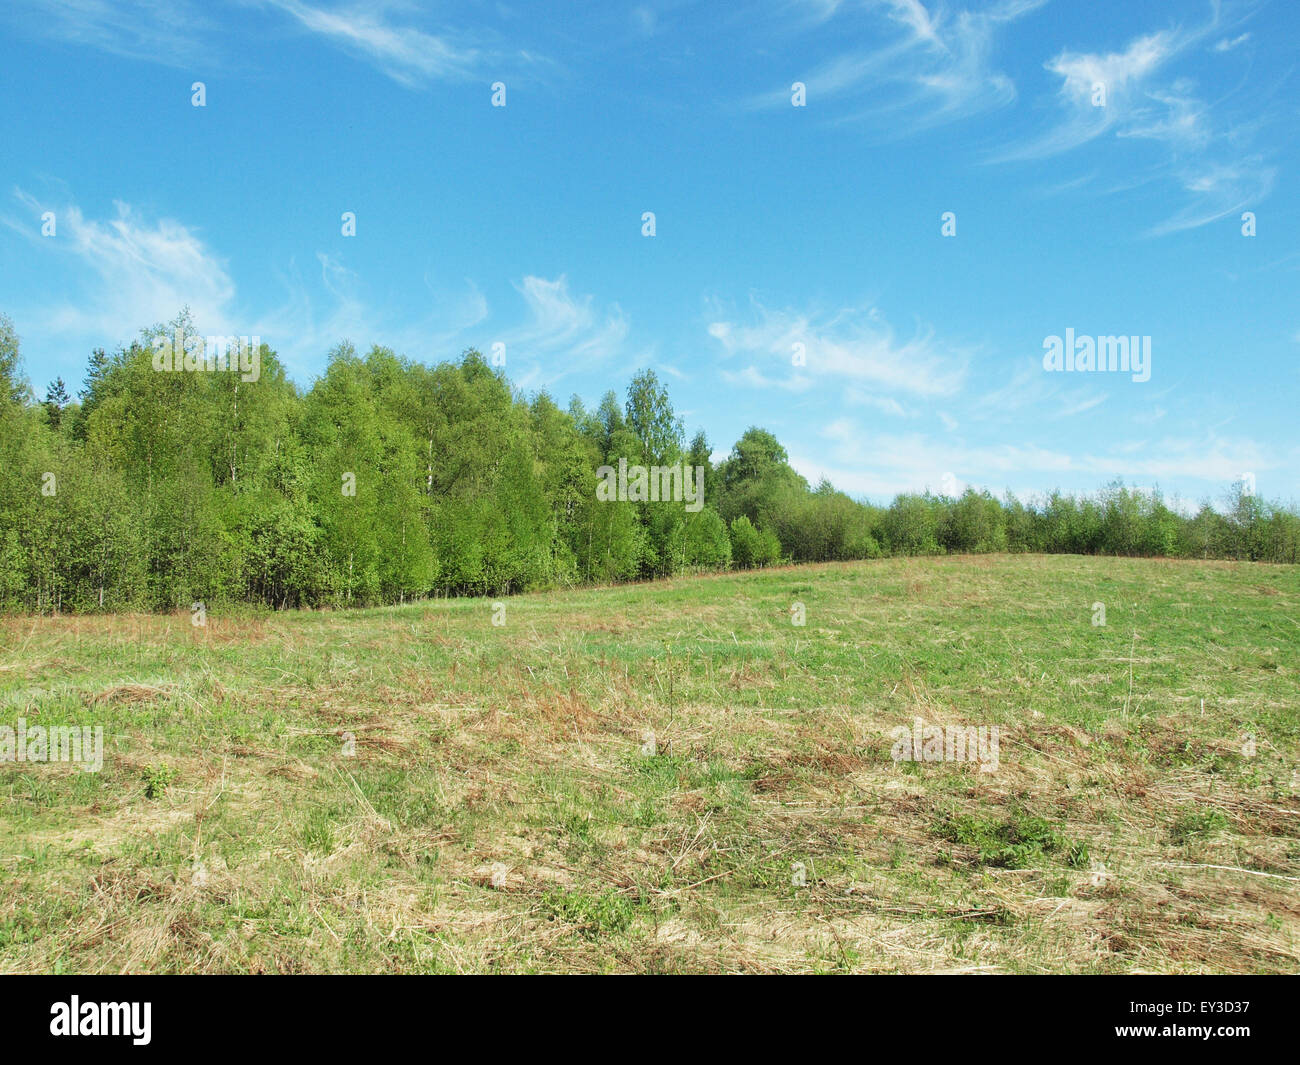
[624,369,683,468]
[43,378,70,431]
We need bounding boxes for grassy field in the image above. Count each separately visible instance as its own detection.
[1,554,1297,974]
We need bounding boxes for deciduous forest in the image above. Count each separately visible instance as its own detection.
[2,311,1296,614]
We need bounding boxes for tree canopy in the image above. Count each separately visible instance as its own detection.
[0,312,1296,613]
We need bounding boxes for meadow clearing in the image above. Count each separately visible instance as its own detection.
[1,553,1297,974]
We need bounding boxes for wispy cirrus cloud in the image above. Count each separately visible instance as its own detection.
[1149,153,1276,236]
[495,275,640,392]
[509,275,629,359]
[0,0,215,66]
[0,193,633,387]
[1212,32,1250,52]
[793,417,1281,502]
[997,29,1226,171]
[0,190,497,379]
[707,296,969,398]
[3,191,237,348]
[3,0,545,88]
[996,4,1276,235]
[246,252,490,378]
[262,0,483,86]
[1011,30,1184,158]
[748,0,1046,129]
[719,364,814,393]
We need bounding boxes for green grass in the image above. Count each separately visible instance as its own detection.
[0,553,1297,973]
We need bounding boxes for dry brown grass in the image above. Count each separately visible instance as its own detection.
[0,554,1297,972]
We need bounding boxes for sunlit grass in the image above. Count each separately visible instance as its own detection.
[0,554,1296,972]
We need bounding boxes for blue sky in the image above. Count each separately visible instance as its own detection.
[1,0,1296,506]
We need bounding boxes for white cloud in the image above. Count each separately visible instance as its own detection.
[1,190,502,381]
[250,257,490,379]
[264,0,482,86]
[999,30,1186,160]
[0,0,214,66]
[707,298,968,397]
[720,364,815,392]
[5,0,547,89]
[495,275,633,391]
[5,192,237,349]
[1116,82,1211,150]
[1059,392,1107,417]
[509,275,628,358]
[881,0,941,45]
[846,389,909,416]
[750,0,1044,128]
[1051,31,1173,104]
[793,416,1282,501]
[995,10,1276,235]
[241,268,627,389]
[1148,156,1276,236]
[1213,33,1250,52]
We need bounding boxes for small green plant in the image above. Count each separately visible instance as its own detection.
[934,812,1084,870]
[141,764,177,800]
[300,807,337,854]
[0,907,39,948]
[542,888,636,939]
[1170,809,1229,844]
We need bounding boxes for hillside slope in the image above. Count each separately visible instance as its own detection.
[1,554,1297,972]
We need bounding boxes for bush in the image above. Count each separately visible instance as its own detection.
[729,515,781,568]
[684,508,731,569]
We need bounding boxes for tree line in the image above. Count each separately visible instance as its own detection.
[1,311,1296,613]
